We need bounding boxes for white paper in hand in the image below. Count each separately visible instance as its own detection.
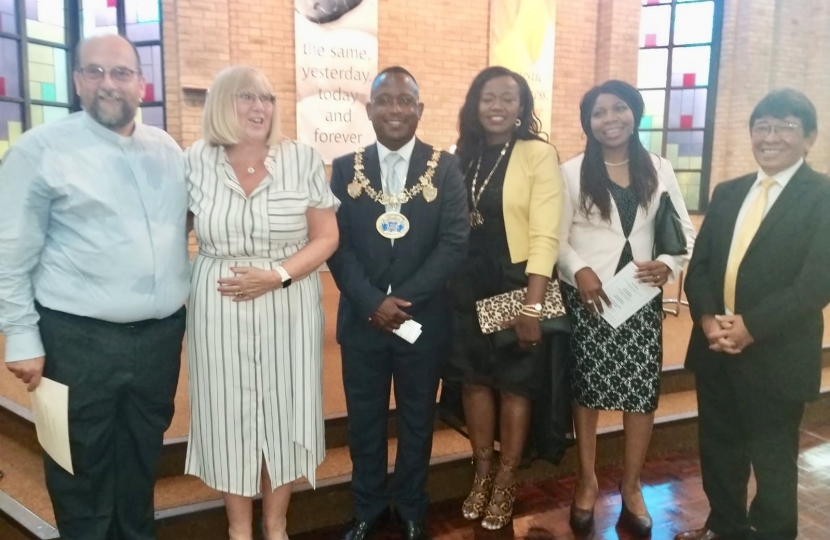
[393,320,423,344]
[30,378,74,475]
[599,262,661,329]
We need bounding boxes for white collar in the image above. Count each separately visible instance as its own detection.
[755,158,804,189]
[376,136,416,166]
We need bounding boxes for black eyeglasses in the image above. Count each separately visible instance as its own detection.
[236,91,277,105]
[750,122,801,138]
[77,65,139,83]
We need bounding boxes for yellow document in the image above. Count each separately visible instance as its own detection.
[30,378,74,475]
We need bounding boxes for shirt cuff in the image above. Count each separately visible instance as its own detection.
[4,330,46,363]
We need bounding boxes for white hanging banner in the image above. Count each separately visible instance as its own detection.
[295,0,378,164]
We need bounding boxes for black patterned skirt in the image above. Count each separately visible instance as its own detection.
[561,282,663,413]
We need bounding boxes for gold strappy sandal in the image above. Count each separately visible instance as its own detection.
[481,455,520,530]
[461,446,495,520]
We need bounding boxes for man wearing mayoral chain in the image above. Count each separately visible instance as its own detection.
[327,66,469,540]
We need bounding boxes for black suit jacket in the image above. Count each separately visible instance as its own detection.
[327,139,470,350]
[684,163,830,402]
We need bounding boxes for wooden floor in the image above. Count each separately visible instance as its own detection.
[294,424,830,540]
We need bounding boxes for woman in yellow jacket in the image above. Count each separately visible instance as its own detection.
[445,66,564,530]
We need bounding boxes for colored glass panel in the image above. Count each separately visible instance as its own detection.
[26,0,66,44]
[673,1,714,46]
[41,82,56,100]
[668,88,707,129]
[0,38,21,98]
[646,130,663,154]
[138,105,163,129]
[676,171,701,210]
[640,90,665,130]
[670,45,710,87]
[0,0,18,34]
[82,0,117,37]
[666,131,704,169]
[640,5,671,48]
[125,0,160,41]
[137,44,163,102]
[27,43,68,103]
[637,48,668,89]
[29,103,68,127]
[0,101,23,160]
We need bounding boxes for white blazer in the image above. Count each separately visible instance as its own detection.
[557,153,696,287]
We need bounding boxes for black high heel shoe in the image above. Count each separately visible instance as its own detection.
[569,504,594,533]
[618,482,652,537]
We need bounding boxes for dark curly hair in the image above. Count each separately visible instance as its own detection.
[455,66,547,172]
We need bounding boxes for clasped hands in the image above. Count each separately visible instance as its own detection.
[702,314,754,354]
[369,296,412,332]
[217,266,282,301]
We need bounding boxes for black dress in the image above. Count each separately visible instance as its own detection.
[561,181,663,413]
[445,142,550,397]
[439,141,573,464]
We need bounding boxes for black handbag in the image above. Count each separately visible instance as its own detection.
[653,191,688,257]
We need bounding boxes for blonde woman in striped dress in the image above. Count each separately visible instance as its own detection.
[184,65,339,540]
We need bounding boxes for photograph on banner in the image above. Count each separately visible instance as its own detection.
[295,0,378,164]
[489,0,556,137]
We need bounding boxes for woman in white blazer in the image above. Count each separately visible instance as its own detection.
[558,80,695,536]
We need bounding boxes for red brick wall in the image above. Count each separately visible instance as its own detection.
[162,0,830,184]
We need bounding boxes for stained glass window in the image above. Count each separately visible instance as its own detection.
[138,44,163,103]
[1,0,167,160]
[0,38,22,98]
[0,101,23,159]
[1,0,19,34]
[81,0,117,36]
[25,0,66,44]
[125,0,160,42]
[638,0,722,211]
[81,0,166,130]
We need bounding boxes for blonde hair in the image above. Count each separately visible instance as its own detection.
[202,65,283,146]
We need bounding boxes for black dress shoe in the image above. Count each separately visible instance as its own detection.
[399,519,431,540]
[341,509,390,540]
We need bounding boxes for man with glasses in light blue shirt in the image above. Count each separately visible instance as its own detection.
[0,34,189,540]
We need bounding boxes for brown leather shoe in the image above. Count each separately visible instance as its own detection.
[674,528,720,540]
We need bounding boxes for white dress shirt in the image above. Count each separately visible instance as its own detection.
[377,136,416,210]
[728,158,803,253]
[0,112,190,362]
[557,153,696,287]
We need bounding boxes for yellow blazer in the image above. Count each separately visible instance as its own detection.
[502,139,563,278]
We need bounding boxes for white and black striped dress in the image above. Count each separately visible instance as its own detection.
[183,139,335,496]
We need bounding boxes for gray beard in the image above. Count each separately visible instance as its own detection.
[88,96,136,131]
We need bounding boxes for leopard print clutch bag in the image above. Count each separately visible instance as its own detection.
[475,280,568,335]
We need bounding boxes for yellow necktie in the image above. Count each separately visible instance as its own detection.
[723,178,776,313]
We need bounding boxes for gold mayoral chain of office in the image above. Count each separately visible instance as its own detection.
[347,147,442,239]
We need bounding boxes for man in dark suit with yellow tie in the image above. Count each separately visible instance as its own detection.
[327,66,469,540]
[678,89,830,540]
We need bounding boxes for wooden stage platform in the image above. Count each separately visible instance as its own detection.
[2,272,830,538]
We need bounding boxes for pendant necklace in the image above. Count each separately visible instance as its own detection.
[469,141,510,228]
